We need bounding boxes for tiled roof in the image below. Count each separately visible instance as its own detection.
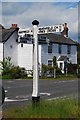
[0,27,19,43]
[39,33,77,45]
[0,25,77,46]
[0,24,4,29]
[57,56,69,61]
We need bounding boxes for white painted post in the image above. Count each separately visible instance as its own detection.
[32,20,40,103]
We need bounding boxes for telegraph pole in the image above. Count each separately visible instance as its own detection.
[32,20,40,104]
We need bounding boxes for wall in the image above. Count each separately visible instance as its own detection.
[18,44,33,70]
[0,43,3,74]
[18,44,41,70]
[70,45,77,64]
[41,44,48,65]
[41,43,68,65]
[41,43,77,66]
[0,43,3,61]
[39,45,41,70]
[4,31,18,66]
[61,44,67,55]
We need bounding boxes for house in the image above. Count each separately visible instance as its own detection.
[0,23,77,75]
[18,23,77,74]
[0,24,19,74]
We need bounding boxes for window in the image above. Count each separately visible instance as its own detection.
[10,45,13,48]
[21,44,23,47]
[48,60,52,66]
[48,44,52,53]
[67,45,71,54]
[58,44,62,54]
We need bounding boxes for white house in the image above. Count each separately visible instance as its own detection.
[0,23,77,74]
[0,24,19,74]
[18,23,77,73]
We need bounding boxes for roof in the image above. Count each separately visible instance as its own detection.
[0,24,4,29]
[58,56,69,61]
[38,33,77,45]
[0,26,19,43]
[0,25,77,46]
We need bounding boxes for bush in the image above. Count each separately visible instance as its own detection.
[77,65,80,78]
[41,64,62,77]
[2,66,27,79]
[10,66,27,79]
[0,57,14,76]
[67,63,77,75]
[56,68,62,76]
[0,57,27,79]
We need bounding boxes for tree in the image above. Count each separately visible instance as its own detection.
[0,57,27,79]
[53,56,57,78]
[77,43,80,77]
[0,57,14,75]
[41,64,53,77]
[77,43,80,64]
[67,63,77,75]
[42,64,48,76]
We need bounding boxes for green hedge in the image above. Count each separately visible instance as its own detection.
[77,65,80,78]
[10,66,27,79]
[0,57,27,79]
[2,66,27,79]
[67,63,77,75]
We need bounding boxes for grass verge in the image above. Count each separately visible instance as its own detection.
[40,75,78,80]
[1,75,78,81]
[3,98,79,119]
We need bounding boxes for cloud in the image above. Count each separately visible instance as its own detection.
[2,2,78,41]
[0,2,2,24]
[1,0,80,2]
[2,2,31,15]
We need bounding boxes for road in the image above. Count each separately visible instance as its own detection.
[2,79,78,110]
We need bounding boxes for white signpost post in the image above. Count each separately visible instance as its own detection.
[32,20,40,104]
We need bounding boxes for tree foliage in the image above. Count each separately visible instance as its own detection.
[67,63,77,75]
[53,56,57,78]
[53,56,57,67]
[0,57,14,75]
[77,43,80,64]
[42,61,61,77]
[0,57,27,79]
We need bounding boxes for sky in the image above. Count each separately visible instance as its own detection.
[0,1,79,42]
[1,0,80,2]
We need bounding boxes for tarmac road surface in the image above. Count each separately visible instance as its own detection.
[2,79,78,110]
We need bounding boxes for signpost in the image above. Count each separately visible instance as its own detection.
[18,22,67,104]
[32,20,40,103]
[18,24,64,35]
[38,24,64,34]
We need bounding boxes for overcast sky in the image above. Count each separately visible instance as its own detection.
[1,0,80,2]
[0,2,79,42]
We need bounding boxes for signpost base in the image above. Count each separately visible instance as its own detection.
[32,96,40,103]
[32,96,40,107]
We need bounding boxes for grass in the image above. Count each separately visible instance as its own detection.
[3,98,79,119]
[40,74,78,81]
[1,74,78,81]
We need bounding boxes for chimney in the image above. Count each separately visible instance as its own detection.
[61,23,68,37]
[11,24,17,28]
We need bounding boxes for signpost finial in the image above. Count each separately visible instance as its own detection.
[32,20,39,26]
